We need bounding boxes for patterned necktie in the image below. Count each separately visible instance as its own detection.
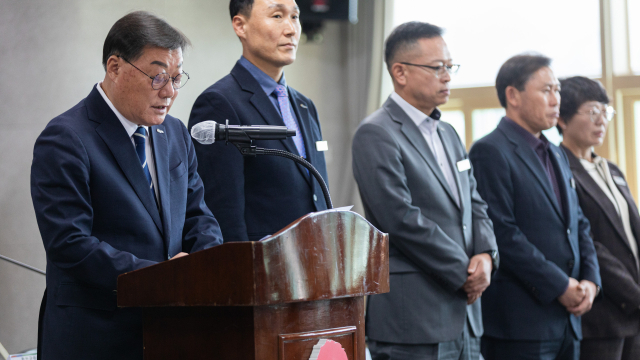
[274,85,306,158]
[133,127,156,203]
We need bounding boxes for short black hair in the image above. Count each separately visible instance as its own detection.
[230,0,254,20]
[495,54,552,108]
[102,11,191,71]
[557,76,609,134]
[384,21,443,72]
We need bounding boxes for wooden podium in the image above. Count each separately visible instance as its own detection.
[118,209,389,360]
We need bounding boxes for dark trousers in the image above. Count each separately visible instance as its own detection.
[367,319,480,360]
[580,334,640,360]
[481,326,579,360]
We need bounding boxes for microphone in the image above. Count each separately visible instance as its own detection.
[190,120,296,145]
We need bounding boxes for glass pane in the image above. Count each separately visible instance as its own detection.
[441,110,466,146]
[635,100,640,193]
[393,0,602,88]
[542,126,563,147]
[629,0,640,73]
[612,0,631,75]
[472,108,505,142]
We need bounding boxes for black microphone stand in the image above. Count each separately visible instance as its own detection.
[0,253,46,275]
[225,135,333,210]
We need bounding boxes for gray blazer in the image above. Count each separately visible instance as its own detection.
[352,97,498,344]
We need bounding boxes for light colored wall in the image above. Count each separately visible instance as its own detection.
[0,0,349,353]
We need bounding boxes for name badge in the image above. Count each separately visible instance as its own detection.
[613,175,627,186]
[316,141,328,152]
[570,178,576,189]
[457,159,471,172]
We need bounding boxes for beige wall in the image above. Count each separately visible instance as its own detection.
[0,0,349,353]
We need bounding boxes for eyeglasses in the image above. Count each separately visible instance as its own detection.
[121,57,189,90]
[577,105,616,122]
[399,62,460,78]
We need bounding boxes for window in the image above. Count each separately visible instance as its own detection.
[393,0,602,88]
[441,110,466,146]
[472,108,504,142]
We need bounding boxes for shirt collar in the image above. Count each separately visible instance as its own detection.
[580,153,604,169]
[239,56,287,96]
[96,82,148,138]
[390,92,441,130]
[503,116,547,151]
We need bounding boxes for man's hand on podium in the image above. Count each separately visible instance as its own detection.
[170,252,189,260]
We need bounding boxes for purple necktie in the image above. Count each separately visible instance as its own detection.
[274,85,306,158]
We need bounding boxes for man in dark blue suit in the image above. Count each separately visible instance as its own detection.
[469,54,601,360]
[188,0,328,243]
[30,12,223,360]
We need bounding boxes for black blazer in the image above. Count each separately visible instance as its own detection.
[469,118,601,341]
[562,145,640,338]
[188,62,328,243]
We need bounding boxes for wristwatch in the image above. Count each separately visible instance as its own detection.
[484,250,499,275]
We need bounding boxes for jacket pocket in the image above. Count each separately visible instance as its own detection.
[169,161,187,182]
[55,283,117,311]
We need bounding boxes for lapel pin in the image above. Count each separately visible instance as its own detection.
[300,103,308,109]
[156,129,164,134]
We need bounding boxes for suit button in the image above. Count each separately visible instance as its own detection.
[568,260,574,269]
[313,194,318,202]
[567,229,571,236]
[622,303,627,309]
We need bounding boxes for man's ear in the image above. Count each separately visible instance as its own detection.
[505,85,521,109]
[105,55,122,82]
[390,63,408,87]
[232,15,248,40]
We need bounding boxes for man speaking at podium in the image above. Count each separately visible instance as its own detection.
[30,12,223,360]
[188,0,329,243]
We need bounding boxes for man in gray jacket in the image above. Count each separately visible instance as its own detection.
[352,22,498,360]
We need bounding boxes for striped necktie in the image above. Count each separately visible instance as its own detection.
[133,127,156,203]
[274,85,306,158]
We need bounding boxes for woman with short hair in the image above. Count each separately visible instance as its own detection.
[558,76,640,360]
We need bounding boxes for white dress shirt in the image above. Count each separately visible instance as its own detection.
[390,92,460,206]
[580,156,639,266]
[96,83,159,201]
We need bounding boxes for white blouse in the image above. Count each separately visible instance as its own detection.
[580,156,639,267]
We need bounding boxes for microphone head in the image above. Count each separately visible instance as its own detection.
[286,129,297,137]
[190,121,217,145]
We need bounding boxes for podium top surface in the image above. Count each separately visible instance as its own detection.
[118,210,389,307]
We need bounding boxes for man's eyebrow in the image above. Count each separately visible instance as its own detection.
[268,3,300,11]
[151,60,168,68]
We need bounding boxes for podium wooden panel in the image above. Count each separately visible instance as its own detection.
[118,209,389,360]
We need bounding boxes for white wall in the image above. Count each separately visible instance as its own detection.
[0,0,350,353]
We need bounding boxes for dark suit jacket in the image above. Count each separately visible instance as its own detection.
[469,118,601,341]
[188,61,328,243]
[562,145,640,339]
[31,86,223,360]
[352,98,498,344]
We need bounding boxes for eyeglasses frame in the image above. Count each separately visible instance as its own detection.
[399,62,460,78]
[577,105,616,123]
[120,56,189,90]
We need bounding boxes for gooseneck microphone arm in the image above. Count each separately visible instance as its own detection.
[191,120,333,209]
[236,146,333,209]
